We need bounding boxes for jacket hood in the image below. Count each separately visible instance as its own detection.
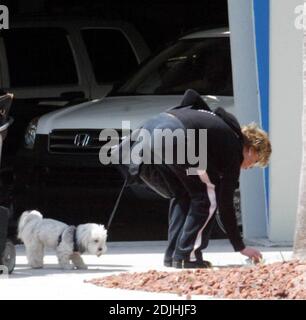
[214,107,244,142]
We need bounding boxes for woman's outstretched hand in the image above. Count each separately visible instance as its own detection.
[240,247,262,263]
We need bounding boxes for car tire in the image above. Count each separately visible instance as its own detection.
[0,240,16,274]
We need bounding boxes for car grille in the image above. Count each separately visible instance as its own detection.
[41,166,124,188]
[49,129,123,155]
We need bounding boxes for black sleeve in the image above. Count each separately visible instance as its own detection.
[217,164,245,252]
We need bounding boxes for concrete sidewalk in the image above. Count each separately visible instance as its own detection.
[0,240,293,300]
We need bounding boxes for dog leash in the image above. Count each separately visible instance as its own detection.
[106,176,129,230]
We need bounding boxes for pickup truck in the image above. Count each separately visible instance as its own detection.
[0,17,150,161]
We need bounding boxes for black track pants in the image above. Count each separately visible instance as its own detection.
[164,164,217,262]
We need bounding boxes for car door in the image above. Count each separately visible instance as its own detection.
[0,26,90,158]
[0,26,90,101]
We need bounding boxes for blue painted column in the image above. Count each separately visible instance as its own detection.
[253,0,270,219]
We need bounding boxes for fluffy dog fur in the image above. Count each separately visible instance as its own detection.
[18,210,107,270]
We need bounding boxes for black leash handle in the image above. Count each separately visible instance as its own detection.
[106,177,129,230]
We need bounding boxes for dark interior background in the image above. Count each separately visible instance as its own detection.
[3,0,228,52]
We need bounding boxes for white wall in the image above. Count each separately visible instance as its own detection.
[228,0,268,239]
[269,0,303,242]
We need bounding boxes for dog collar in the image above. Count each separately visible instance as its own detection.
[57,226,79,253]
[72,227,79,253]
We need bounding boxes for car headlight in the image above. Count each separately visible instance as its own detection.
[24,117,39,149]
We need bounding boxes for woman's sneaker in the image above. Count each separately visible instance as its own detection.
[172,259,212,269]
[163,259,173,267]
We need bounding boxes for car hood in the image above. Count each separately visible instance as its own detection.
[37,95,234,134]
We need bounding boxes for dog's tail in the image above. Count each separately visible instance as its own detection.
[18,210,43,241]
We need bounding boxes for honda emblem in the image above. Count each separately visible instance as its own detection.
[74,133,91,147]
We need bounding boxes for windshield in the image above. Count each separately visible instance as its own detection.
[115,37,233,96]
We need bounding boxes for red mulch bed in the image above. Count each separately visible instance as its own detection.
[85,260,306,299]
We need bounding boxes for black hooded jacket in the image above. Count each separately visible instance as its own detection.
[167,105,245,251]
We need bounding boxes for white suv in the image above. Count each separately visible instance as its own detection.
[15,28,238,240]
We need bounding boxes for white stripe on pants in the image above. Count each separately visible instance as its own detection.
[190,170,217,261]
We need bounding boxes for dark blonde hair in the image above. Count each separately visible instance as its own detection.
[241,122,272,167]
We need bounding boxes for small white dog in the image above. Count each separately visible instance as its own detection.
[18,210,107,270]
